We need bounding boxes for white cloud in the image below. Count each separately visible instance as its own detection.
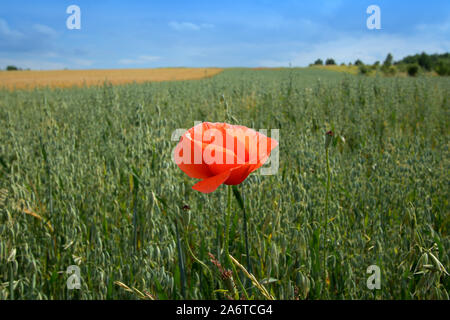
[41,51,60,58]
[169,21,214,31]
[415,20,450,33]
[72,58,94,67]
[33,24,57,37]
[0,18,23,39]
[118,55,160,65]
[0,19,60,54]
[0,55,94,70]
[0,57,66,70]
[259,33,450,67]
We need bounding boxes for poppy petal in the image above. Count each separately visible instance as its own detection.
[223,124,258,163]
[204,143,242,176]
[224,164,253,185]
[174,135,212,179]
[192,169,231,193]
[248,136,278,172]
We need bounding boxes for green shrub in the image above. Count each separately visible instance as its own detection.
[381,65,397,76]
[314,59,323,65]
[407,64,420,77]
[358,64,370,75]
[435,61,450,76]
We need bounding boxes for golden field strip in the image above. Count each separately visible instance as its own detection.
[309,65,359,75]
[0,67,223,90]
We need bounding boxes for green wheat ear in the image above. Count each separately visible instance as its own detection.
[0,188,7,209]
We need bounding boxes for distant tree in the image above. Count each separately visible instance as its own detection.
[407,64,419,77]
[373,61,380,67]
[354,59,364,66]
[383,53,393,68]
[396,52,450,73]
[418,52,432,71]
[314,59,323,65]
[340,63,346,66]
[435,60,450,76]
[325,58,336,65]
[6,65,18,71]
[380,53,396,76]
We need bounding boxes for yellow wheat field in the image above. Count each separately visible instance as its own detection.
[310,65,359,75]
[0,68,223,90]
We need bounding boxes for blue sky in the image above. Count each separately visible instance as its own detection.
[0,0,449,69]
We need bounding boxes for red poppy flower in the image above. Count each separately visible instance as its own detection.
[174,122,278,193]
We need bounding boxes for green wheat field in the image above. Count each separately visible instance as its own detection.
[0,68,449,299]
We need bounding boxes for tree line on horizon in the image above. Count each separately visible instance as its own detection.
[311,52,450,77]
[3,52,450,77]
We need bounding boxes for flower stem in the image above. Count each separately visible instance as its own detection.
[231,185,253,295]
[324,147,331,290]
[224,185,232,267]
[242,196,252,275]
[225,185,249,299]
[231,185,252,274]
[175,218,186,299]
